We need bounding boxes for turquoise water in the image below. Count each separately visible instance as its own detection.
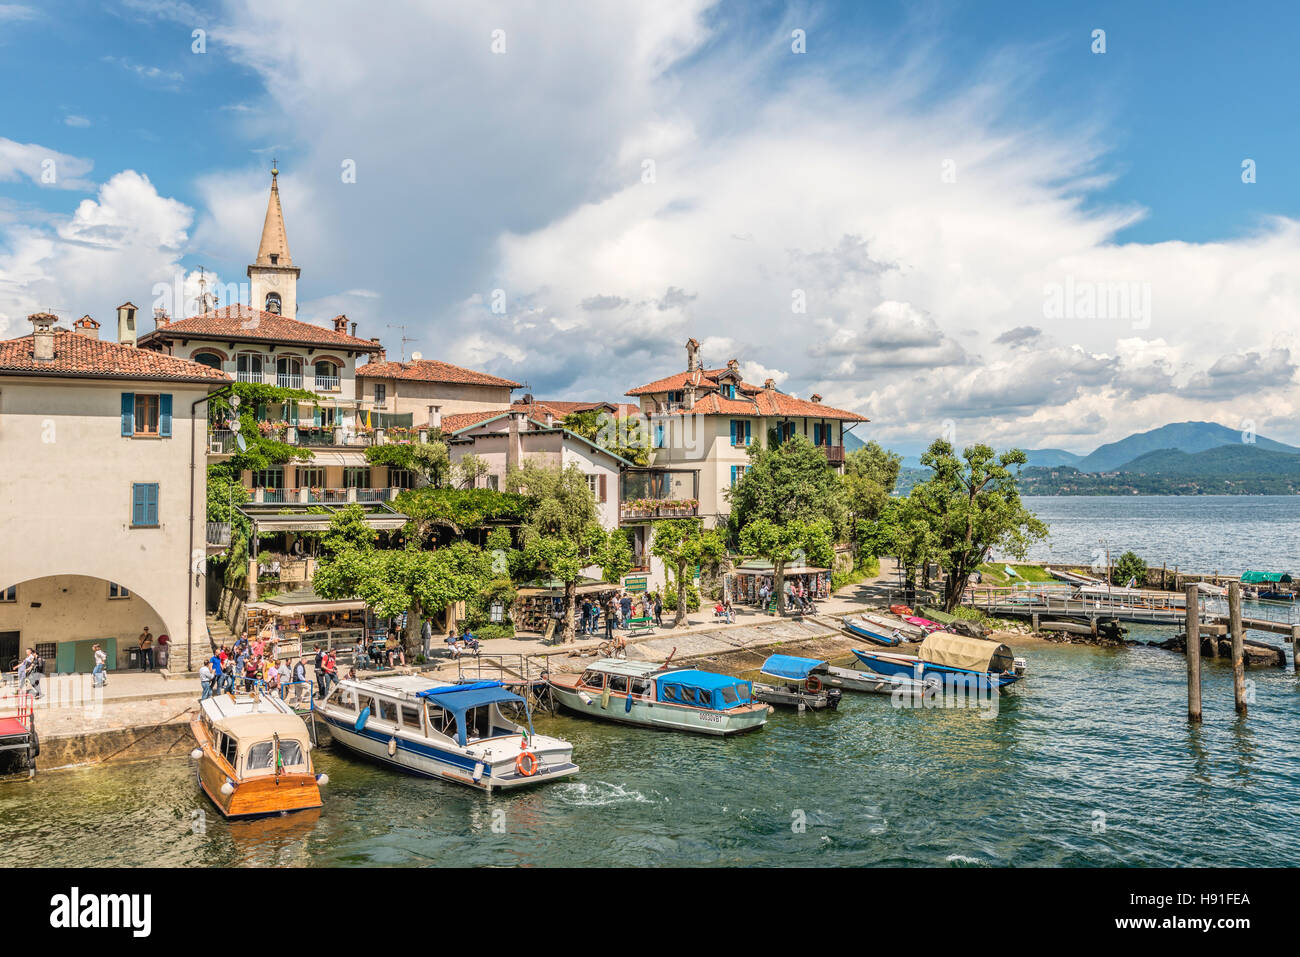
[2,635,1297,867]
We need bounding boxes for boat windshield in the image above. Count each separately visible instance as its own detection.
[244,738,308,775]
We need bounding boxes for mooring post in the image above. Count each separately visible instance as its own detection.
[1292,625,1300,674]
[1185,583,1201,722]
[1228,581,1246,716]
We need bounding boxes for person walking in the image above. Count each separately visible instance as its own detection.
[620,592,633,630]
[92,643,108,688]
[28,649,43,700]
[653,592,663,627]
[321,649,338,698]
[313,644,326,699]
[199,660,214,700]
[138,627,154,672]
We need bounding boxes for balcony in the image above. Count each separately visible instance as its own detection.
[276,373,303,390]
[206,522,231,548]
[822,444,845,466]
[208,429,237,454]
[314,375,340,392]
[255,487,399,505]
[620,498,700,523]
[236,370,264,384]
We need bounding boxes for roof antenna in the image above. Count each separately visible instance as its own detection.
[387,323,417,362]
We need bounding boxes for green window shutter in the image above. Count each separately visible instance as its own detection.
[121,393,135,436]
[744,421,751,445]
[159,394,173,437]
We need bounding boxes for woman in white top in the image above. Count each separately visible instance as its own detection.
[92,644,108,687]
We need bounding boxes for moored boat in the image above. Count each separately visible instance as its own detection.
[843,614,908,646]
[318,675,577,791]
[190,691,323,819]
[547,659,770,735]
[852,632,1026,693]
[822,664,938,698]
[752,655,843,710]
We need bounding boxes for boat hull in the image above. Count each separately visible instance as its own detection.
[319,710,577,791]
[850,649,1021,692]
[190,715,321,819]
[548,681,769,736]
[752,683,842,710]
[842,617,903,647]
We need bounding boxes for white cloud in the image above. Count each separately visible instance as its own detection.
[0,137,94,190]
[63,115,91,128]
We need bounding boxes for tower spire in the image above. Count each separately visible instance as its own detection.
[254,161,292,267]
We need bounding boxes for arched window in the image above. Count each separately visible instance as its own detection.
[265,292,282,314]
[193,351,223,370]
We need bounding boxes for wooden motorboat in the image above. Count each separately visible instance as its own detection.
[753,655,843,710]
[547,659,771,735]
[190,691,323,819]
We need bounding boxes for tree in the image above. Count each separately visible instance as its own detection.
[394,486,530,545]
[738,517,834,615]
[881,496,938,603]
[507,461,601,641]
[454,453,490,489]
[727,434,848,542]
[909,440,1048,611]
[563,409,650,466]
[595,528,634,584]
[650,518,729,626]
[314,507,490,651]
[365,440,450,487]
[1112,550,1147,587]
[843,442,902,563]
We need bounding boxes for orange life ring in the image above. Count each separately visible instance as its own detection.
[516,750,539,777]
[806,674,823,692]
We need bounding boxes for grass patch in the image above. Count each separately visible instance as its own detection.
[975,562,1054,584]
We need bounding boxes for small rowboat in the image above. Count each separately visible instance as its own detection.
[843,615,905,646]
[904,616,943,633]
[822,664,938,698]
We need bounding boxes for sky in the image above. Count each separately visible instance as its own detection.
[3,0,1300,456]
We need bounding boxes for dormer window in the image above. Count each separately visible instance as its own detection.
[722,383,736,399]
[269,254,279,265]
[265,292,282,314]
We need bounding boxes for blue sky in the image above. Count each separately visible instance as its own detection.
[3,0,1300,451]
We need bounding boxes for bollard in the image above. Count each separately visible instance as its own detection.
[1228,582,1246,716]
[1185,583,1201,722]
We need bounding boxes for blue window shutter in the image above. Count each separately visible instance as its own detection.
[730,420,737,446]
[745,421,751,445]
[813,423,822,445]
[159,394,173,437]
[131,484,145,525]
[121,393,135,436]
[730,465,737,486]
[147,484,159,525]
[314,405,322,427]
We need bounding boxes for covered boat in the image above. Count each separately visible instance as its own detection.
[547,659,770,735]
[318,675,577,791]
[190,691,323,818]
[852,631,1025,692]
[753,655,843,710]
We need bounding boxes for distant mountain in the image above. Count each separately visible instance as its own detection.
[1116,444,1300,477]
[1017,444,1300,495]
[843,431,866,454]
[1022,448,1085,468]
[1077,421,1300,472]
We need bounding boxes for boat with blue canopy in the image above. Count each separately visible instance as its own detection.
[852,631,1026,692]
[317,674,578,791]
[546,659,770,735]
[753,655,843,710]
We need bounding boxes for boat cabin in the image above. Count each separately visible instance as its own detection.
[326,674,529,747]
[759,654,832,688]
[575,659,755,711]
[199,695,313,779]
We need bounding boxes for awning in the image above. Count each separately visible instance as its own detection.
[417,682,525,746]
[655,669,752,710]
[733,561,829,576]
[759,654,828,680]
[1241,570,1292,584]
[918,632,1014,674]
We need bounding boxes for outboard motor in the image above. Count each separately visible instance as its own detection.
[1012,657,1028,677]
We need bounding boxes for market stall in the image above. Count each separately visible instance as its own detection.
[512,577,621,636]
[728,559,830,608]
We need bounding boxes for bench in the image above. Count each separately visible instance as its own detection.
[628,615,656,636]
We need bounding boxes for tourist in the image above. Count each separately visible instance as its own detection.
[724,598,735,623]
[138,627,154,671]
[222,656,236,693]
[620,593,633,629]
[292,657,309,703]
[92,643,108,688]
[653,592,663,627]
[313,643,326,698]
[605,597,617,640]
[27,649,42,700]
[277,658,290,690]
[321,649,338,697]
[589,602,600,635]
[446,630,462,659]
[243,655,259,692]
[420,616,434,657]
[462,630,480,654]
[199,660,214,700]
[13,648,31,692]
[386,631,405,667]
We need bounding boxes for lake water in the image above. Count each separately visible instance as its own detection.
[1018,495,1300,574]
[2,496,1298,867]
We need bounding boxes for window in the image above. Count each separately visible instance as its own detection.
[108,582,130,600]
[252,468,284,490]
[377,698,398,723]
[276,356,302,388]
[729,419,751,447]
[120,393,172,438]
[0,585,15,602]
[389,468,415,490]
[485,474,499,491]
[236,352,263,382]
[578,671,605,690]
[297,467,325,489]
[630,678,651,698]
[400,704,422,729]
[278,739,305,769]
[131,483,159,527]
[719,685,740,705]
[245,741,276,771]
[607,674,629,694]
[586,474,599,497]
[722,382,736,399]
[730,465,746,487]
[343,467,371,489]
[667,390,684,404]
[375,384,387,404]
[662,684,681,702]
[654,423,666,448]
[193,351,223,370]
[219,733,238,767]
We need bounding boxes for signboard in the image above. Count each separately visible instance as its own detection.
[624,575,648,594]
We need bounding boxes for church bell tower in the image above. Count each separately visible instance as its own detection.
[247,162,300,317]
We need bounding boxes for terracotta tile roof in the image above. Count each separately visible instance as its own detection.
[0,331,231,383]
[357,358,521,388]
[138,305,380,351]
[440,409,512,433]
[627,365,867,421]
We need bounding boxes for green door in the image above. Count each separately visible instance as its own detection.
[57,638,116,674]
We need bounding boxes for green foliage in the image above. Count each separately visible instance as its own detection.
[906,440,1049,611]
[595,528,634,584]
[1112,551,1148,586]
[394,486,531,542]
[320,504,380,557]
[843,441,902,560]
[365,440,450,486]
[507,461,598,543]
[727,434,848,542]
[651,518,728,625]
[662,582,700,612]
[455,453,491,489]
[210,382,316,474]
[738,516,833,615]
[562,410,650,466]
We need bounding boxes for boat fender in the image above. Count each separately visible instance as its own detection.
[806,675,823,693]
[387,736,398,757]
[600,687,610,710]
[472,761,485,782]
[30,729,39,758]
[220,778,235,796]
[625,691,634,713]
[190,748,203,760]
[354,706,370,731]
[578,691,593,706]
[515,749,539,777]
[315,773,329,786]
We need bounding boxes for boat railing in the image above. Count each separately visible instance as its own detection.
[456,653,552,686]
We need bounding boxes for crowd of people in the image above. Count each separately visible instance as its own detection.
[754,578,820,614]
[198,632,325,704]
[576,591,664,639]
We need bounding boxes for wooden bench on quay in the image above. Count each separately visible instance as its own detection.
[628,616,656,637]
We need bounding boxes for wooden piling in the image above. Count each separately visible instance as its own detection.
[1186,583,1201,722]
[1292,625,1300,674]
[1228,581,1246,716]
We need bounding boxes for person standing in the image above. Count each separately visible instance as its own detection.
[605,596,616,640]
[322,648,338,698]
[138,627,154,672]
[653,592,663,627]
[313,643,326,698]
[292,656,309,705]
[156,633,170,670]
[620,592,633,630]
[199,660,214,700]
[28,649,43,700]
[92,643,108,688]
[420,616,433,658]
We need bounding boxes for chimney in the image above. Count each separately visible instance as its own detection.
[428,405,442,430]
[763,378,775,391]
[74,315,100,340]
[686,337,701,372]
[684,383,696,410]
[116,302,138,347]
[726,358,738,372]
[507,411,526,470]
[810,393,822,403]
[370,338,386,362]
[154,308,170,328]
[29,313,57,361]
[351,322,358,337]
[333,315,348,334]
